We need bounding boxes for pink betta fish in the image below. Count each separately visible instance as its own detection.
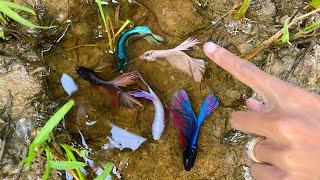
[140,38,206,82]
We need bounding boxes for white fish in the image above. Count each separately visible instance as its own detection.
[131,87,165,140]
[60,74,78,96]
[103,124,147,151]
[141,38,206,82]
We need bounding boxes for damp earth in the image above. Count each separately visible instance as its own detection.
[0,0,319,179]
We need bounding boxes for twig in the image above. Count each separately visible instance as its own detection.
[244,8,320,60]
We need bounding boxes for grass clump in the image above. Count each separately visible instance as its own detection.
[234,0,252,20]
[23,100,75,167]
[0,0,55,29]
[95,0,132,52]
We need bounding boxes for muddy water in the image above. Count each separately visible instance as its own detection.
[44,0,252,179]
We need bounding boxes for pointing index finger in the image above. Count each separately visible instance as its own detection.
[203,42,283,105]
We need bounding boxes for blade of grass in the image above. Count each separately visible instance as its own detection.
[23,100,75,167]
[114,19,132,40]
[0,13,8,24]
[234,0,252,20]
[42,147,52,180]
[311,0,320,9]
[96,0,113,49]
[293,19,320,39]
[50,160,87,170]
[61,144,86,180]
[0,2,55,29]
[1,1,36,15]
[94,162,113,180]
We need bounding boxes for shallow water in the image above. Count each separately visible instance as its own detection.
[44,0,252,179]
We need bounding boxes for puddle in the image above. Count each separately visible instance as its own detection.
[43,0,252,179]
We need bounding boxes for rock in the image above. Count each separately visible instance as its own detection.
[267,45,320,93]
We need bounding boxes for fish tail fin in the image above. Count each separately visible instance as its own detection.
[197,93,219,126]
[174,38,199,51]
[131,90,156,101]
[119,91,143,108]
[105,87,120,108]
[109,71,139,87]
[189,58,206,82]
[169,90,197,148]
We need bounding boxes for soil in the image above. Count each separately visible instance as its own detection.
[0,0,319,179]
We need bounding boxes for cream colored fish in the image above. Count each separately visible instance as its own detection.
[140,38,206,82]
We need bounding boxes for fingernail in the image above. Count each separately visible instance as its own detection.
[203,42,219,56]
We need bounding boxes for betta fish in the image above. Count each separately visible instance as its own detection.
[116,26,164,73]
[140,38,206,82]
[170,90,219,171]
[76,66,142,108]
[130,74,165,140]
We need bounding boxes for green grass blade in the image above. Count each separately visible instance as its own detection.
[61,144,86,180]
[234,0,252,19]
[0,2,55,29]
[50,160,87,170]
[94,162,113,180]
[311,0,320,8]
[96,0,112,49]
[280,19,290,43]
[23,100,75,167]
[294,19,320,38]
[1,1,36,15]
[42,148,52,180]
[114,19,132,39]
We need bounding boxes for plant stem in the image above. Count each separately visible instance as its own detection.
[244,7,320,60]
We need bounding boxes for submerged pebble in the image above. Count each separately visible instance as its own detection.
[60,74,78,96]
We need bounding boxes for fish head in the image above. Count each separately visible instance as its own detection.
[140,50,157,61]
[183,147,197,171]
[75,66,95,80]
[133,26,152,35]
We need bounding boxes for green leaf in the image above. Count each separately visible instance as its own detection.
[0,1,55,29]
[294,19,320,39]
[234,0,252,20]
[61,144,86,180]
[94,162,113,180]
[1,1,36,15]
[280,19,290,44]
[311,0,320,8]
[42,148,52,180]
[23,100,75,167]
[114,19,132,39]
[50,160,87,170]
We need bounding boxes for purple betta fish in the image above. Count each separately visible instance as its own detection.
[130,74,165,140]
[169,90,219,171]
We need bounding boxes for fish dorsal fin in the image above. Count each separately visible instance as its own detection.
[170,90,197,147]
[174,38,200,51]
[197,93,219,126]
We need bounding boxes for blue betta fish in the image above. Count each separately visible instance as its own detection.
[116,26,163,72]
[170,90,219,171]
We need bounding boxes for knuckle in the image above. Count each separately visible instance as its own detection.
[277,148,297,170]
[274,117,300,140]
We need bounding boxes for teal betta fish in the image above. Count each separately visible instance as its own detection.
[116,26,163,73]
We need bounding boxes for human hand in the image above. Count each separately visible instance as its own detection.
[203,42,320,180]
